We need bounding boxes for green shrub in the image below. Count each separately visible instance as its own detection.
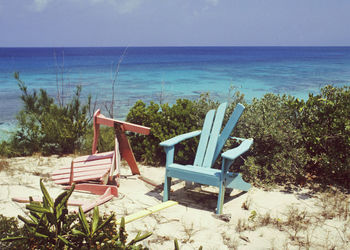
[2,73,92,156]
[234,93,309,186]
[126,99,205,166]
[288,85,350,187]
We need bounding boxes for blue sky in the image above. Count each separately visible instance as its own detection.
[0,0,349,47]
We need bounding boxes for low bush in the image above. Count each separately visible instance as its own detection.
[1,73,92,156]
[234,93,309,186]
[288,85,350,187]
[126,98,207,166]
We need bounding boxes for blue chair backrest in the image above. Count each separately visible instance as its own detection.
[193,103,245,168]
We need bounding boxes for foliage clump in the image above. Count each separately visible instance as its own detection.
[1,179,151,249]
[289,85,350,186]
[234,94,308,186]
[0,73,92,156]
[126,98,207,166]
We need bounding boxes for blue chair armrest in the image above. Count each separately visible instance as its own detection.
[221,138,253,161]
[159,130,201,147]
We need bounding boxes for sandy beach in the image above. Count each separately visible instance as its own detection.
[0,156,349,249]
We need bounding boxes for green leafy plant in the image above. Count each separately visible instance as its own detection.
[0,215,25,249]
[288,85,350,187]
[108,217,152,249]
[2,179,76,248]
[1,180,152,250]
[2,72,92,156]
[126,98,207,166]
[234,93,308,186]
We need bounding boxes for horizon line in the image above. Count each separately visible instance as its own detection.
[1,45,350,49]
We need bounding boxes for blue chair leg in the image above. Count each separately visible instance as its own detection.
[216,181,226,214]
[163,176,171,202]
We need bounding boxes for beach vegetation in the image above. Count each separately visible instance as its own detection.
[287,85,350,188]
[0,72,92,156]
[0,75,349,189]
[1,179,151,249]
[126,98,205,166]
[0,159,9,172]
[126,85,350,189]
[230,190,350,249]
[233,93,308,186]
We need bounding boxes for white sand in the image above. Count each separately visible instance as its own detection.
[0,156,349,249]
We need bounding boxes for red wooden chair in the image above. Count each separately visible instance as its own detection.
[49,109,150,212]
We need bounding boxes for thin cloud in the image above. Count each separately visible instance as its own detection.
[90,0,144,14]
[206,0,219,6]
[32,0,52,12]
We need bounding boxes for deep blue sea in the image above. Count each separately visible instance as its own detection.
[1,46,350,140]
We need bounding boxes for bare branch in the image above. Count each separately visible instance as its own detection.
[110,46,128,118]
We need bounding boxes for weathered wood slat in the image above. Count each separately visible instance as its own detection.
[73,151,114,163]
[64,184,118,197]
[95,115,150,135]
[202,102,227,168]
[12,197,85,206]
[116,200,178,224]
[51,161,112,174]
[51,160,112,176]
[213,103,245,165]
[167,164,221,187]
[160,130,201,148]
[80,187,115,213]
[193,109,215,167]
[53,170,109,184]
[51,167,111,180]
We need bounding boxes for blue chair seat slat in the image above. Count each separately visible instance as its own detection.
[167,164,221,187]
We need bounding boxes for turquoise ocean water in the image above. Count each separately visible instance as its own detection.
[1,47,350,140]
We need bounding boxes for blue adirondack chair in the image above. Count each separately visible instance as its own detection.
[160,102,253,214]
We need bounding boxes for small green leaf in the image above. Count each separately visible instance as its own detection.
[18,215,37,227]
[57,183,75,210]
[40,179,53,208]
[25,204,51,214]
[58,235,77,248]
[174,239,180,250]
[34,231,49,238]
[1,236,29,242]
[128,231,152,245]
[54,190,69,208]
[96,213,114,233]
[78,206,90,235]
[72,228,87,237]
[91,206,99,235]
